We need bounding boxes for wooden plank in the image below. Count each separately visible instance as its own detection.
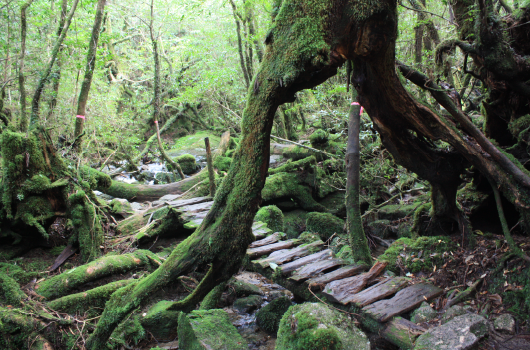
[348,277,409,307]
[246,239,301,259]
[362,283,443,322]
[49,243,78,271]
[249,232,281,248]
[322,262,388,304]
[307,264,369,289]
[167,197,212,208]
[381,317,426,350]
[289,258,345,282]
[254,241,324,268]
[279,249,332,275]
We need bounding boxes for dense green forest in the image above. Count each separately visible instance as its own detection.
[0,0,529,349]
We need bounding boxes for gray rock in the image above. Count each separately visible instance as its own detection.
[414,313,488,350]
[367,220,392,238]
[93,190,114,201]
[152,194,182,206]
[233,295,263,313]
[276,302,370,350]
[154,171,179,184]
[411,302,438,323]
[229,279,263,297]
[494,314,515,334]
[130,202,144,211]
[442,305,472,324]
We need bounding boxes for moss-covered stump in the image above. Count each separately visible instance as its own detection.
[173,154,199,175]
[47,279,136,316]
[177,309,247,350]
[36,249,161,300]
[377,236,455,274]
[255,296,292,334]
[262,173,325,212]
[255,205,284,233]
[276,302,370,350]
[306,212,345,241]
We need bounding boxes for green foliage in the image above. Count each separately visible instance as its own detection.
[213,155,232,172]
[255,205,284,233]
[309,128,329,145]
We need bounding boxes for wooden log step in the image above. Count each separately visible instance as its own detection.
[289,258,345,282]
[279,249,332,276]
[249,232,281,249]
[251,221,273,239]
[381,317,426,350]
[247,239,301,259]
[322,262,387,304]
[362,283,443,323]
[348,277,409,307]
[307,264,369,290]
[254,241,324,268]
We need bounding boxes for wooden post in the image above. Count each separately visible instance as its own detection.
[205,137,216,196]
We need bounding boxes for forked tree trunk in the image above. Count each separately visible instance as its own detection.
[86,0,530,346]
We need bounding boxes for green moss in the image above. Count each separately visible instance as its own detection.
[0,273,26,306]
[262,173,325,212]
[174,153,198,174]
[142,300,181,340]
[78,165,112,190]
[256,296,292,334]
[49,245,66,256]
[306,212,345,241]
[233,294,263,312]
[283,209,308,239]
[378,236,455,273]
[213,155,232,172]
[309,129,329,145]
[488,262,530,322]
[255,205,284,233]
[269,155,316,175]
[15,195,55,239]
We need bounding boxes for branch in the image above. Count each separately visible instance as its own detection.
[435,39,477,67]
[400,1,455,25]
[270,135,339,159]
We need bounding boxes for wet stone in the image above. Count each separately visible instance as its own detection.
[414,313,488,350]
[442,305,472,324]
[411,302,438,324]
[233,295,263,313]
[494,314,515,334]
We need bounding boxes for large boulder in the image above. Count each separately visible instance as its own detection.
[177,309,247,350]
[256,296,292,334]
[175,153,199,175]
[414,313,488,350]
[276,302,370,350]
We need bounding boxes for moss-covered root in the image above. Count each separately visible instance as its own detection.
[47,279,136,315]
[268,155,316,175]
[0,273,27,307]
[262,172,326,212]
[36,250,161,300]
[199,282,227,310]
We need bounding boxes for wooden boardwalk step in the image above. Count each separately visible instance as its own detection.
[254,241,324,268]
[279,249,332,276]
[362,283,443,322]
[247,239,301,259]
[249,232,281,249]
[307,264,369,290]
[251,221,273,240]
[322,262,387,304]
[348,277,409,307]
[289,258,345,282]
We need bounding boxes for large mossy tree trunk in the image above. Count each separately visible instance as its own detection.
[87,0,530,346]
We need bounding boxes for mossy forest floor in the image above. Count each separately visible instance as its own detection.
[1,128,529,350]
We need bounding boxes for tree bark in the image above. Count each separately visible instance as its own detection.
[17,0,34,132]
[47,0,68,121]
[73,0,106,150]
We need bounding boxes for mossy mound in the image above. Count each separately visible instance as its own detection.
[170,131,221,152]
[378,236,455,273]
[256,296,292,334]
[255,205,284,233]
[283,209,308,239]
[376,202,422,221]
[276,302,370,350]
[309,128,329,146]
[213,155,232,172]
[174,153,199,175]
[489,261,530,322]
[178,309,247,350]
[306,212,345,241]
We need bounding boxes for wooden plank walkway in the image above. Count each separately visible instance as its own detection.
[246,229,444,349]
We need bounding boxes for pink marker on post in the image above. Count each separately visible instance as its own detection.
[76,115,85,120]
[351,102,364,114]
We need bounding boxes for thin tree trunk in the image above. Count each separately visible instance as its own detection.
[29,0,79,128]
[47,0,68,121]
[17,0,34,132]
[229,0,250,88]
[74,0,107,150]
[205,137,216,196]
[149,0,185,179]
[346,89,371,265]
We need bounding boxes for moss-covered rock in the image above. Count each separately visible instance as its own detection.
[178,309,247,350]
[233,294,263,313]
[376,202,422,221]
[366,220,392,238]
[256,296,292,334]
[154,171,180,184]
[255,205,284,233]
[305,212,345,241]
[283,209,308,239]
[378,236,455,274]
[109,198,134,217]
[411,302,437,323]
[262,173,325,212]
[276,302,370,350]
[141,300,181,341]
[309,129,329,146]
[174,153,199,174]
[229,279,263,297]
